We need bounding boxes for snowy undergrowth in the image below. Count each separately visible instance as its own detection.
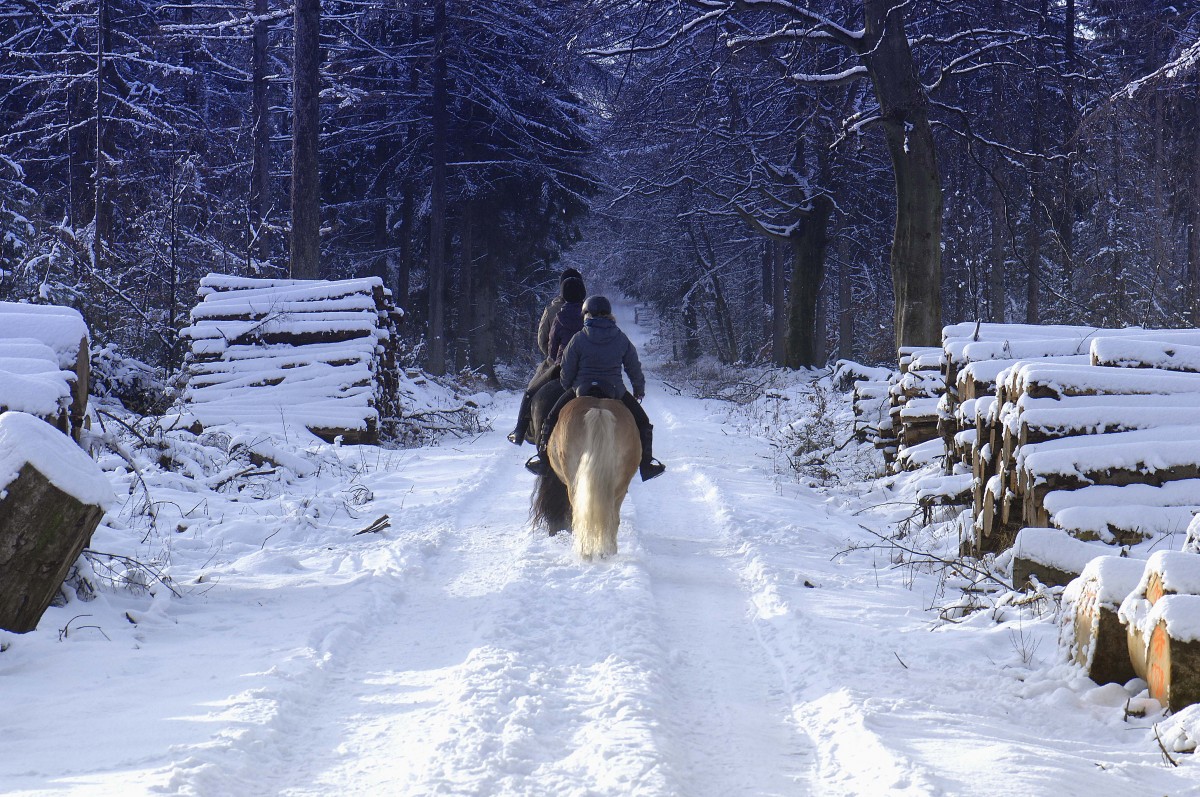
[0,369,491,656]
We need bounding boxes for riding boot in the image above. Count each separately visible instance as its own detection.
[524,420,552,475]
[508,393,534,445]
[638,425,666,482]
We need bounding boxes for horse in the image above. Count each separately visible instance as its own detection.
[529,396,641,559]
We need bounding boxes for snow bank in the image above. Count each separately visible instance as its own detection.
[0,411,113,508]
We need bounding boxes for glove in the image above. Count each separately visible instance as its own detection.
[634,392,645,402]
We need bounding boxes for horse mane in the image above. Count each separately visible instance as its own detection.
[571,407,622,558]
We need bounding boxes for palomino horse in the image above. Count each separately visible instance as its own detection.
[530,396,641,559]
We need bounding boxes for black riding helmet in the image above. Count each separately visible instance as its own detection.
[582,295,612,317]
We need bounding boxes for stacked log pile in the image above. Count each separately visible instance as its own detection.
[180,275,404,444]
[890,346,945,472]
[0,304,105,633]
[0,302,90,440]
[982,350,1200,554]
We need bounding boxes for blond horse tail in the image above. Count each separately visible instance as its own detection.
[572,407,621,558]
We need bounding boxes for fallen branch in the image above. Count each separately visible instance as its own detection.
[354,515,391,536]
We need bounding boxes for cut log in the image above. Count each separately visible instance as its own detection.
[0,412,113,633]
[1062,556,1144,684]
[1141,595,1200,711]
[1011,527,1113,588]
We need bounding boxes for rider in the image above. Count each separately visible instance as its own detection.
[537,268,583,359]
[508,276,586,444]
[524,295,666,482]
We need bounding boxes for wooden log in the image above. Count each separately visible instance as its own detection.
[0,463,107,633]
[1012,527,1110,588]
[1142,596,1200,711]
[1062,556,1144,684]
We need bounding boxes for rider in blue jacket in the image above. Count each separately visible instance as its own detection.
[525,295,666,482]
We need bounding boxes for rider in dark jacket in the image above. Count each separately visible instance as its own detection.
[524,295,666,482]
[508,276,585,444]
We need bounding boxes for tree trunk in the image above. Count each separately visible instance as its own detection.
[93,0,112,271]
[989,173,1006,323]
[772,240,787,364]
[838,244,855,360]
[455,200,474,373]
[426,0,448,374]
[784,196,832,368]
[1058,0,1076,288]
[1188,87,1200,323]
[251,0,271,266]
[860,0,943,351]
[290,0,321,279]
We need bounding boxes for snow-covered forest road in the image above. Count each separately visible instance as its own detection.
[5,313,1200,796]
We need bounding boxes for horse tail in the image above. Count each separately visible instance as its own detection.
[572,407,622,558]
[531,468,571,535]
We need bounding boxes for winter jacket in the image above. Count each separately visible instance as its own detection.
[537,296,564,356]
[548,302,585,363]
[559,317,645,400]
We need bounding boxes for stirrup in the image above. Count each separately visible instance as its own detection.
[640,458,666,482]
[525,455,549,475]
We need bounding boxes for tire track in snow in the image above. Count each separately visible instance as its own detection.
[159,422,683,796]
[150,436,528,795]
[647,391,941,797]
[624,403,817,796]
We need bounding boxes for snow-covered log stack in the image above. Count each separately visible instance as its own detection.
[0,411,113,633]
[891,346,946,472]
[0,302,90,441]
[180,275,403,444]
[986,343,1200,554]
[834,360,893,448]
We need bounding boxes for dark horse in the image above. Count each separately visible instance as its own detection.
[529,395,641,559]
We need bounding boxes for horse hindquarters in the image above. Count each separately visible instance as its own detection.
[570,406,638,559]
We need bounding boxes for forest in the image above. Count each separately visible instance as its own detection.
[2,0,1198,383]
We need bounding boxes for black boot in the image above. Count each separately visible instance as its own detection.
[508,395,533,445]
[638,425,665,482]
[524,425,552,475]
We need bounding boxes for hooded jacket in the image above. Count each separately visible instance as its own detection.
[559,317,645,400]
[548,302,585,363]
[536,296,564,356]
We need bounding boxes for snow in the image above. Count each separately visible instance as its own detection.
[5,309,1200,795]
[0,411,113,508]
[0,301,88,369]
[1091,338,1200,373]
[1012,527,1110,576]
[1019,425,1200,483]
[1148,594,1200,643]
[1009,361,1200,399]
[1062,556,1146,608]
